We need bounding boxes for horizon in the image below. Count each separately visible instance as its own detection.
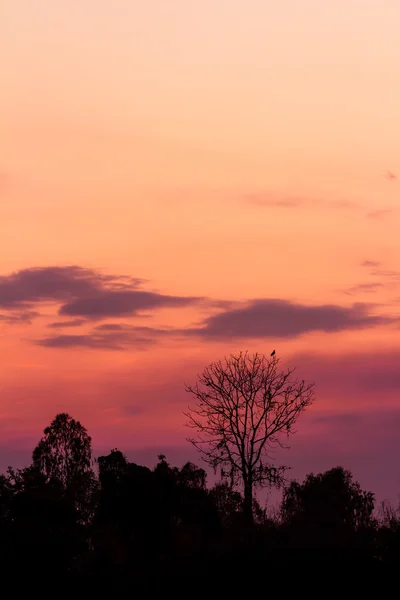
[2,1,400,505]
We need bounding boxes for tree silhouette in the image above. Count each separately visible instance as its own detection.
[209,481,244,526]
[282,466,375,531]
[1,464,86,578]
[184,351,315,524]
[281,466,376,564]
[31,412,97,524]
[32,413,93,489]
[177,462,207,490]
[3,408,400,581]
[97,448,129,491]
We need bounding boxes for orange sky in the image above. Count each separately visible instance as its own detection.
[2,1,400,501]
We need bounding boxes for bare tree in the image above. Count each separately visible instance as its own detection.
[184,351,315,524]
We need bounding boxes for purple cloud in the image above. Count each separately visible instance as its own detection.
[59,290,200,319]
[33,299,399,350]
[0,310,39,324]
[48,319,86,328]
[182,299,395,339]
[342,261,400,295]
[0,265,202,321]
[8,265,397,350]
[35,330,157,350]
[94,323,125,331]
[35,324,174,350]
[0,266,105,309]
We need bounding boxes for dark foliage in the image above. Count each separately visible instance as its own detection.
[0,413,399,589]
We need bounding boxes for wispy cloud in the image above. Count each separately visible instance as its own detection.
[0,310,40,324]
[245,194,302,208]
[35,331,157,351]
[370,268,400,282]
[343,282,384,295]
[361,260,381,268]
[348,261,400,295]
[367,209,394,219]
[36,323,174,350]
[48,319,86,328]
[245,192,397,221]
[244,192,361,210]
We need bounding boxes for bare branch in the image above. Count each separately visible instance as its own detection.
[183,351,315,523]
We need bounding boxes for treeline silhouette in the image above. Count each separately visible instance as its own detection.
[0,412,399,588]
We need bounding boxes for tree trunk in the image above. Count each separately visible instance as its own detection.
[243,477,254,526]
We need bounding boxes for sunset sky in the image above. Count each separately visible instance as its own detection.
[2,1,400,503]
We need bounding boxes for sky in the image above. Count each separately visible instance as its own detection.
[2,0,400,505]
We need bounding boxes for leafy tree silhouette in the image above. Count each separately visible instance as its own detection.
[2,465,85,579]
[281,466,376,564]
[32,413,97,523]
[32,413,93,487]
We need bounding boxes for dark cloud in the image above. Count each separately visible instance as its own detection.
[0,266,106,309]
[0,265,202,321]
[33,298,398,350]
[9,266,397,350]
[182,299,396,340]
[59,290,200,319]
[48,319,86,328]
[94,323,124,331]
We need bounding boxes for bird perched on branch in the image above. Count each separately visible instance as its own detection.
[270,349,276,357]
